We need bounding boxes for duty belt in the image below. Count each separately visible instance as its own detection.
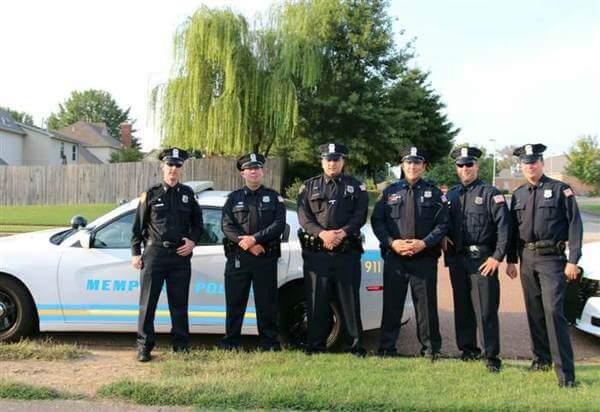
[523,240,566,256]
[223,237,281,258]
[297,228,363,253]
[461,244,494,259]
[146,240,182,249]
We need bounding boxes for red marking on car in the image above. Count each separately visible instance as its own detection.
[366,286,384,291]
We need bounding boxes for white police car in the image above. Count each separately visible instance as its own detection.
[0,182,409,347]
[568,242,600,337]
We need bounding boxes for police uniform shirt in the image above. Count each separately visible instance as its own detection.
[131,182,204,256]
[222,185,286,245]
[446,179,510,260]
[297,174,368,237]
[371,178,449,252]
[507,175,583,264]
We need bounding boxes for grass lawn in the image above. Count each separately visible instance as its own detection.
[0,382,81,401]
[0,203,117,232]
[98,350,600,410]
[580,204,600,214]
[0,340,88,361]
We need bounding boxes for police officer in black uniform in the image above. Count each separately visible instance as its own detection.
[131,147,204,362]
[443,146,511,372]
[506,144,583,388]
[371,147,448,360]
[297,143,368,356]
[220,153,286,351]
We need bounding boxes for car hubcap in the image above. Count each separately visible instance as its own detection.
[0,292,17,332]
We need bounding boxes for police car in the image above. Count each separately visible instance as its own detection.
[568,242,600,337]
[0,182,409,347]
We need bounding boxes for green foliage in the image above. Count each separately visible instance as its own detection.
[565,135,600,190]
[291,0,457,180]
[153,3,336,156]
[109,147,144,163]
[0,106,34,125]
[47,89,140,149]
[284,178,305,200]
[98,350,600,409]
[425,144,494,187]
[0,381,80,401]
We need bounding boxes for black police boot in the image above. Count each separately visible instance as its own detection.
[258,343,282,352]
[558,380,577,388]
[430,352,440,363]
[485,358,502,373]
[218,341,241,351]
[349,346,367,358]
[460,351,481,362]
[377,348,400,358]
[173,346,190,354]
[137,348,152,362]
[529,359,552,372]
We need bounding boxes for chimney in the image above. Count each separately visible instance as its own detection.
[120,123,132,148]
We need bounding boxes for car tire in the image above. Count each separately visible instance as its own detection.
[278,283,343,350]
[0,276,37,342]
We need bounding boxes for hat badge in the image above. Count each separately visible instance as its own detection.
[461,147,468,157]
[410,147,417,156]
[329,143,335,153]
[525,145,533,155]
[173,148,179,158]
[250,153,257,162]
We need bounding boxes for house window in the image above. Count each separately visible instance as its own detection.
[72,145,77,161]
[60,142,66,164]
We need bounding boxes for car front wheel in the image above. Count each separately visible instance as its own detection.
[278,284,343,350]
[0,276,37,342]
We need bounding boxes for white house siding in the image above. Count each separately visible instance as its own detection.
[50,139,78,164]
[0,131,24,165]
[86,147,115,163]
[21,128,51,165]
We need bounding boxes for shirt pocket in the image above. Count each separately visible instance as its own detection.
[259,202,276,221]
[309,192,327,214]
[466,207,487,229]
[150,202,168,222]
[387,195,403,219]
[538,194,561,220]
[419,200,436,218]
[232,204,249,224]
[513,201,526,224]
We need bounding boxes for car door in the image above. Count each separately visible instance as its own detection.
[57,212,140,327]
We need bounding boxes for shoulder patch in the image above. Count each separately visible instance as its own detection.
[493,194,505,204]
[359,183,366,191]
[441,194,448,203]
[278,195,284,203]
[140,192,147,203]
[563,188,574,198]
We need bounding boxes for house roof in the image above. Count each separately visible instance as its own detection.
[0,157,7,165]
[78,146,103,164]
[0,109,26,136]
[56,121,122,149]
[18,123,83,145]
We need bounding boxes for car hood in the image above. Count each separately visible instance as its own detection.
[0,228,66,249]
[579,242,600,280]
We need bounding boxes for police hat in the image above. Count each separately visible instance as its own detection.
[236,152,266,171]
[158,147,189,166]
[513,144,546,164]
[319,143,348,160]
[450,146,482,165]
[399,146,427,162]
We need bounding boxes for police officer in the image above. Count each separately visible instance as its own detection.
[220,153,286,351]
[371,147,448,360]
[443,146,511,373]
[297,143,368,356]
[506,144,583,388]
[131,147,204,362]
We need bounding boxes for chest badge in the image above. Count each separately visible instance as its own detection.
[424,190,432,198]
[475,196,483,205]
[262,196,270,203]
[346,185,354,194]
[182,195,188,203]
[544,189,553,199]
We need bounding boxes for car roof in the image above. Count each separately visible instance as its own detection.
[197,190,230,207]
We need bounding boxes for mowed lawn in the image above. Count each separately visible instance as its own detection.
[580,204,600,214]
[97,350,600,410]
[0,203,117,232]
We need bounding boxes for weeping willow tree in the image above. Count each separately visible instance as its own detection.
[152,1,338,156]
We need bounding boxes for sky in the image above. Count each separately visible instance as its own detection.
[1,0,598,157]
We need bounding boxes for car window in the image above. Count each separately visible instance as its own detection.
[198,208,225,245]
[93,212,134,249]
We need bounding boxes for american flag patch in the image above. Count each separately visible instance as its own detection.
[278,196,284,202]
[563,188,574,197]
[493,195,505,204]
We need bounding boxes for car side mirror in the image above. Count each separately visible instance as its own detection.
[70,215,87,229]
[80,232,92,249]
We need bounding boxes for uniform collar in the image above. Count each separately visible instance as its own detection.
[527,174,548,190]
[461,178,482,192]
[162,181,179,192]
[243,184,264,195]
[324,173,343,184]
[400,178,423,189]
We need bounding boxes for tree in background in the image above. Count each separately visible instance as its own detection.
[281,0,457,181]
[47,89,141,149]
[565,135,600,191]
[1,106,34,126]
[495,144,519,175]
[152,2,335,155]
[109,148,144,163]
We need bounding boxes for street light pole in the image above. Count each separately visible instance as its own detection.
[489,138,497,187]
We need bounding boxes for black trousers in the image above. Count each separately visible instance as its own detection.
[520,249,575,383]
[379,253,441,354]
[303,250,363,352]
[222,255,279,347]
[137,246,191,351]
[448,253,500,362]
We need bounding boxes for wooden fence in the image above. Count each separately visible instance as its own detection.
[0,157,286,206]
